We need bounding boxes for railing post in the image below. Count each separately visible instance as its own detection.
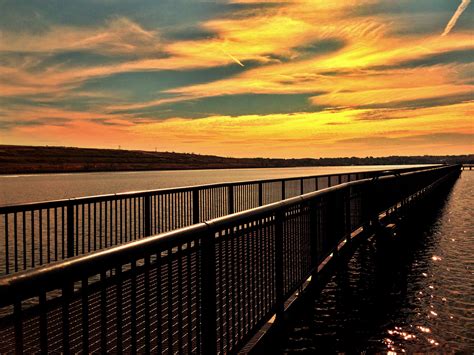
[275,210,285,316]
[367,179,380,232]
[258,182,263,206]
[300,178,304,195]
[361,183,370,233]
[201,231,217,355]
[62,281,73,355]
[331,192,341,258]
[39,291,48,354]
[67,201,74,258]
[307,199,320,294]
[5,214,9,274]
[14,301,23,354]
[144,195,151,236]
[228,185,234,214]
[193,188,200,224]
[281,181,286,200]
[309,200,318,270]
[344,187,352,242]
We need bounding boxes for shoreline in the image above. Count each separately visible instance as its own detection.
[1,144,472,175]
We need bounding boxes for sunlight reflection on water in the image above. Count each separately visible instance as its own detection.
[283,172,474,353]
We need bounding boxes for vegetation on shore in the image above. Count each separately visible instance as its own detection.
[0,145,472,174]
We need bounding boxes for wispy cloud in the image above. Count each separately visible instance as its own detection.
[0,17,161,54]
[442,0,471,36]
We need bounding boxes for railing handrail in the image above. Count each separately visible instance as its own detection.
[205,165,452,227]
[0,223,208,300]
[0,164,454,303]
[0,165,437,211]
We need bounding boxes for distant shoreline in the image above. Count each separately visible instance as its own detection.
[0,145,472,175]
[0,164,433,177]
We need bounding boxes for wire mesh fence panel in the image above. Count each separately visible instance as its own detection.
[302,177,317,194]
[0,229,204,354]
[214,212,277,353]
[233,184,259,213]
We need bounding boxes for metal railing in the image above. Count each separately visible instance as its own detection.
[0,166,430,275]
[0,164,460,354]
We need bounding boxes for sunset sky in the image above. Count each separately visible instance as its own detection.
[0,0,472,157]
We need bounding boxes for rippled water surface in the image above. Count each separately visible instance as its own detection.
[283,172,473,353]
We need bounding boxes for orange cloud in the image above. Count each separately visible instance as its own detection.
[123,101,473,157]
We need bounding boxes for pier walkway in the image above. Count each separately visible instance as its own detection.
[0,165,461,353]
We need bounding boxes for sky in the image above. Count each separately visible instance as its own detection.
[0,0,473,158]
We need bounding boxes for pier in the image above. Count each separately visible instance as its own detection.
[0,165,461,353]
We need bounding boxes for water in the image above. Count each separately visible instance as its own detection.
[0,165,422,205]
[282,172,474,353]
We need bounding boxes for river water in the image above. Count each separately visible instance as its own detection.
[0,165,421,205]
[282,171,474,353]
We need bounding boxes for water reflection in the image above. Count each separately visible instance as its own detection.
[282,172,474,353]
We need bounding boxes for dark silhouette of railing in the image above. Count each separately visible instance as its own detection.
[0,165,460,354]
[0,167,429,275]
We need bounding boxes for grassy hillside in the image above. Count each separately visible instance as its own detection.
[0,145,472,174]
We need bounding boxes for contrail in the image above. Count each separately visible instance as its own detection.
[220,48,245,67]
[442,0,471,36]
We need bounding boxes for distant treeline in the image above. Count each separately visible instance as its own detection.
[0,145,472,174]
